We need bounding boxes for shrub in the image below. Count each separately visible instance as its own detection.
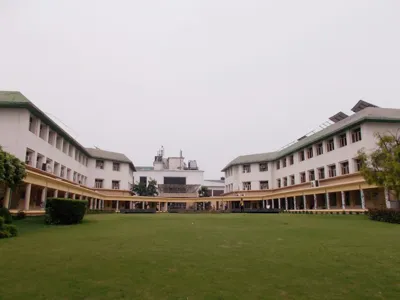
[13,210,26,220]
[0,207,12,224]
[0,216,18,238]
[45,198,88,225]
[368,208,400,224]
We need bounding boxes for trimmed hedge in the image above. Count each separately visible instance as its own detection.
[87,210,115,214]
[0,216,18,238]
[45,198,88,225]
[0,207,12,224]
[368,208,400,224]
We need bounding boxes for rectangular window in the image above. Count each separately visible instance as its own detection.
[112,180,120,190]
[67,168,71,180]
[39,123,47,140]
[243,182,251,191]
[53,162,60,176]
[63,142,68,154]
[282,158,287,168]
[276,161,280,170]
[354,158,362,172]
[259,162,268,172]
[307,147,313,159]
[68,146,73,157]
[289,155,294,165]
[277,179,281,188]
[25,149,34,166]
[75,150,79,161]
[339,133,347,147]
[73,171,77,182]
[260,181,269,190]
[290,175,295,185]
[45,158,52,172]
[308,169,315,181]
[300,172,306,183]
[139,176,147,185]
[341,161,349,175]
[48,130,56,146]
[95,179,104,188]
[318,167,325,180]
[60,165,66,178]
[29,116,36,134]
[113,162,120,171]
[328,164,337,178]
[283,177,287,187]
[327,139,335,152]
[243,164,251,173]
[352,128,362,143]
[96,160,104,169]
[316,143,323,156]
[56,136,62,150]
[299,150,305,162]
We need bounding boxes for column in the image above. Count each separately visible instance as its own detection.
[293,197,297,210]
[303,195,307,210]
[3,187,11,209]
[101,200,104,210]
[360,189,365,209]
[313,194,317,209]
[89,198,93,210]
[142,201,145,209]
[341,191,345,210]
[24,183,32,211]
[271,199,275,209]
[325,193,330,209]
[278,198,281,210]
[116,200,119,211]
[65,192,69,198]
[71,194,75,199]
[95,199,98,210]
[41,187,47,209]
[285,198,288,210]
[54,190,58,198]
[384,188,390,208]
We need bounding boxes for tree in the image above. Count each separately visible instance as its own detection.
[132,178,159,196]
[198,186,210,198]
[357,132,400,200]
[0,146,26,190]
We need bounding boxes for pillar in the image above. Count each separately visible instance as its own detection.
[293,197,297,210]
[313,194,317,209]
[41,187,47,209]
[341,191,345,210]
[360,189,365,209]
[89,198,93,209]
[285,198,288,210]
[165,202,168,212]
[54,190,58,198]
[325,193,330,209]
[278,198,281,210]
[116,200,119,211]
[65,192,69,198]
[384,188,390,208]
[142,201,145,209]
[303,195,307,210]
[272,199,275,209]
[71,194,75,199]
[24,183,32,211]
[3,187,11,209]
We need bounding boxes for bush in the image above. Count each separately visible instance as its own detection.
[45,198,88,225]
[0,207,12,224]
[368,208,400,224]
[13,210,26,220]
[0,216,18,238]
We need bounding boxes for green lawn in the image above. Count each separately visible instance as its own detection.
[0,214,399,300]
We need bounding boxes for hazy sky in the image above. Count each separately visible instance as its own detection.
[1,0,400,178]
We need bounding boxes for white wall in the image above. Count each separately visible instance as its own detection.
[87,159,133,190]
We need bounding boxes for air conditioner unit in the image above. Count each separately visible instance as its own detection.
[311,180,319,188]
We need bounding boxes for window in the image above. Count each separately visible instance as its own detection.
[113,162,120,171]
[290,175,295,185]
[308,169,315,181]
[283,177,287,187]
[95,179,104,188]
[73,171,77,182]
[276,161,280,170]
[277,179,281,188]
[63,142,68,154]
[259,162,268,172]
[139,176,147,185]
[289,155,294,165]
[316,143,323,156]
[243,164,251,173]
[68,146,73,157]
[53,162,60,176]
[352,128,362,143]
[39,123,47,140]
[112,180,120,190]
[260,181,269,190]
[25,149,34,166]
[340,161,349,175]
[307,147,313,159]
[354,158,362,172]
[36,154,44,169]
[327,139,335,152]
[60,165,66,178]
[282,158,287,168]
[328,164,337,178]
[56,136,62,150]
[300,172,306,183]
[299,150,305,162]
[96,160,104,169]
[75,150,79,161]
[45,158,52,172]
[339,133,347,147]
[243,182,251,191]
[29,116,36,133]
[318,167,325,179]
[67,168,71,180]
[48,130,56,146]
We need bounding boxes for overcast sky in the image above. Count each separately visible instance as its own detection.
[1,0,400,178]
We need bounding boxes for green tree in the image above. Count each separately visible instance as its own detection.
[132,178,159,196]
[357,132,400,199]
[198,186,210,198]
[0,146,26,190]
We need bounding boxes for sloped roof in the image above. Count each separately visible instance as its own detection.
[222,107,400,171]
[86,148,135,170]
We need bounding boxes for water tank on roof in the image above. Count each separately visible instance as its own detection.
[188,160,198,170]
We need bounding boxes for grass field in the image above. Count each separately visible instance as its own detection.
[0,214,399,300]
